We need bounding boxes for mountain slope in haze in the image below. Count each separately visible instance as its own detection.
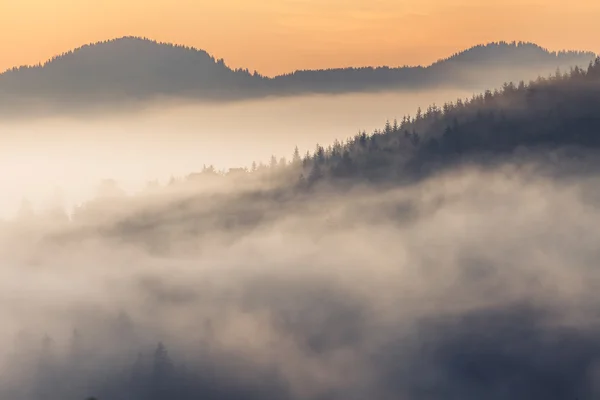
[5,57,600,400]
[54,56,600,238]
[273,42,595,93]
[0,37,595,114]
[0,37,264,107]
[294,56,600,185]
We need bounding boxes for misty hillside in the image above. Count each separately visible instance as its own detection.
[4,56,600,400]
[4,54,600,400]
[53,55,600,239]
[0,37,595,113]
[7,53,600,237]
[31,56,600,246]
[294,56,600,185]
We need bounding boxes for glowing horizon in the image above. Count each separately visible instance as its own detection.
[1,0,599,76]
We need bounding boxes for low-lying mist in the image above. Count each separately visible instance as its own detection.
[0,88,472,217]
[2,152,600,399]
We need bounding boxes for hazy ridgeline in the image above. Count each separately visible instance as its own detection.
[1,50,600,399]
[0,38,595,116]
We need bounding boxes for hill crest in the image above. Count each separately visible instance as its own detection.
[0,37,596,114]
[5,37,596,75]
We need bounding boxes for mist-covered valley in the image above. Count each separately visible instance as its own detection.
[1,42,600,400]
[0,88,472,217]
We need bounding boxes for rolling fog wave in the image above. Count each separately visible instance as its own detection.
[1,157,600,399]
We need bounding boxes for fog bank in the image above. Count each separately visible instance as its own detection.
[0,89,471,217]
[2,155,600,399]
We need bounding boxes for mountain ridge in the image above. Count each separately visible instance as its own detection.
[0,37,596,115]
[4,37,595,75]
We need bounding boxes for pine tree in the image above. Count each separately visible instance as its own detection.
[152,342,174,399]
[315,145,325,164]
[415,107,422,121]
[69,329,83,364]
[384,120,392,134]
[292,146,301,164]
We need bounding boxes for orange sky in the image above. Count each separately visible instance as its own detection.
[1,0,599,76]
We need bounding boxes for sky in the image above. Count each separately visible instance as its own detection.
[1,0,599,76]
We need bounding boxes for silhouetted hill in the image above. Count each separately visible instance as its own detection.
[0,37,595,114]
[0,37,262,107]
[273,42,595,94]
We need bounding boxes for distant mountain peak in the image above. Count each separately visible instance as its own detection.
[434,41,596,66]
